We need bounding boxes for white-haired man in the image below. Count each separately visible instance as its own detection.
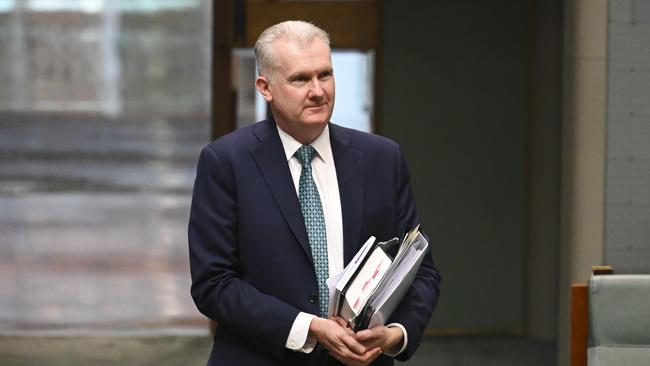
[189,20,440,366]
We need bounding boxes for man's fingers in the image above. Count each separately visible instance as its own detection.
[319,325,366,360]
[334,346,382,366]
[326,334,372,363]
[341,333,367,354]
[331,316,348,328]
[329,346,365,364]
[344,326,356,337]
[327,316,358,340]
[355,326,385,349]
[366,347,383,363]
[314,318,386,365]
[356,329,374,340]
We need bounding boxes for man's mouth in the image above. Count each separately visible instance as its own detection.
[306,104,326,110]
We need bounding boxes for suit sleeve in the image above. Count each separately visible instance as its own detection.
[188,146,300,358]
[388,145,442,361]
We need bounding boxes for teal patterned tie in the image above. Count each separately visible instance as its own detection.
[295,145,329,318]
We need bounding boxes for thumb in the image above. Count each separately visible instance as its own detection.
[356,329,372,340]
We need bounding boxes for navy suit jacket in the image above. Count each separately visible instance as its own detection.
[188,119,441,365]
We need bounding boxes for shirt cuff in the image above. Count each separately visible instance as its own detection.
[384,323,408,357]
[286,312,318,353]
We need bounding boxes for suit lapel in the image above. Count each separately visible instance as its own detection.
[250,120,312,262]
[330,124,365,266]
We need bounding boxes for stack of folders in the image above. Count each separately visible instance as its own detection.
[327,225,429,331]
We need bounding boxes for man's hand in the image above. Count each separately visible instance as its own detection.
[331,317,404,356]
[309,317,382,366]
[355,325,404,355]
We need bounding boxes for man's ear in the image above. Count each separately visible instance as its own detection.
[255,76,273,102]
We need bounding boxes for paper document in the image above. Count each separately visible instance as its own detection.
[327,236,376,317]
[329,226,429,330]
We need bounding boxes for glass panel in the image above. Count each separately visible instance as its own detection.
[0,0,17,12]
[0,0,211,334]
[233,49,374,133]
[330,51,374,133]
[27,0,104,13]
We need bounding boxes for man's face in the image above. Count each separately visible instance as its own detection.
[257,38,335,141]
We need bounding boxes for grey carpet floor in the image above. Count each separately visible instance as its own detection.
[0,335,555,366]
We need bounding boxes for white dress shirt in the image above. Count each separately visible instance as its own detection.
[277,124,407,356]
[277,125,343,352]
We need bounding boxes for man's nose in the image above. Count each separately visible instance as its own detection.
[308,78,324,98]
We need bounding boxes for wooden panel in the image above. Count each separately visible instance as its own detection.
[212,0,237,139]
[571,283,588,366]
[244,1,378,49]
[592,265,613,275]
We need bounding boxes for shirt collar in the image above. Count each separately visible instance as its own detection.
[276,124,332,164]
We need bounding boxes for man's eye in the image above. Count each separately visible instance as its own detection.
[319,72,332,80]
[291,77,308,84]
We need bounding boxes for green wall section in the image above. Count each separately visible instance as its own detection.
[380,1,528,331]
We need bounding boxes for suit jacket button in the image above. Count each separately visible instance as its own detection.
[308,293,318,303]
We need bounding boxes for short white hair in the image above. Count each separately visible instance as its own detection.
[254,20,331,77]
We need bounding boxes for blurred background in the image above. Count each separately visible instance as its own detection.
[1,1,649,365]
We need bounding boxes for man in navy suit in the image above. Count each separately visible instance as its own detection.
[188,21,440,365]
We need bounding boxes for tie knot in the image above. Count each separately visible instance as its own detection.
[295,145,316,166]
